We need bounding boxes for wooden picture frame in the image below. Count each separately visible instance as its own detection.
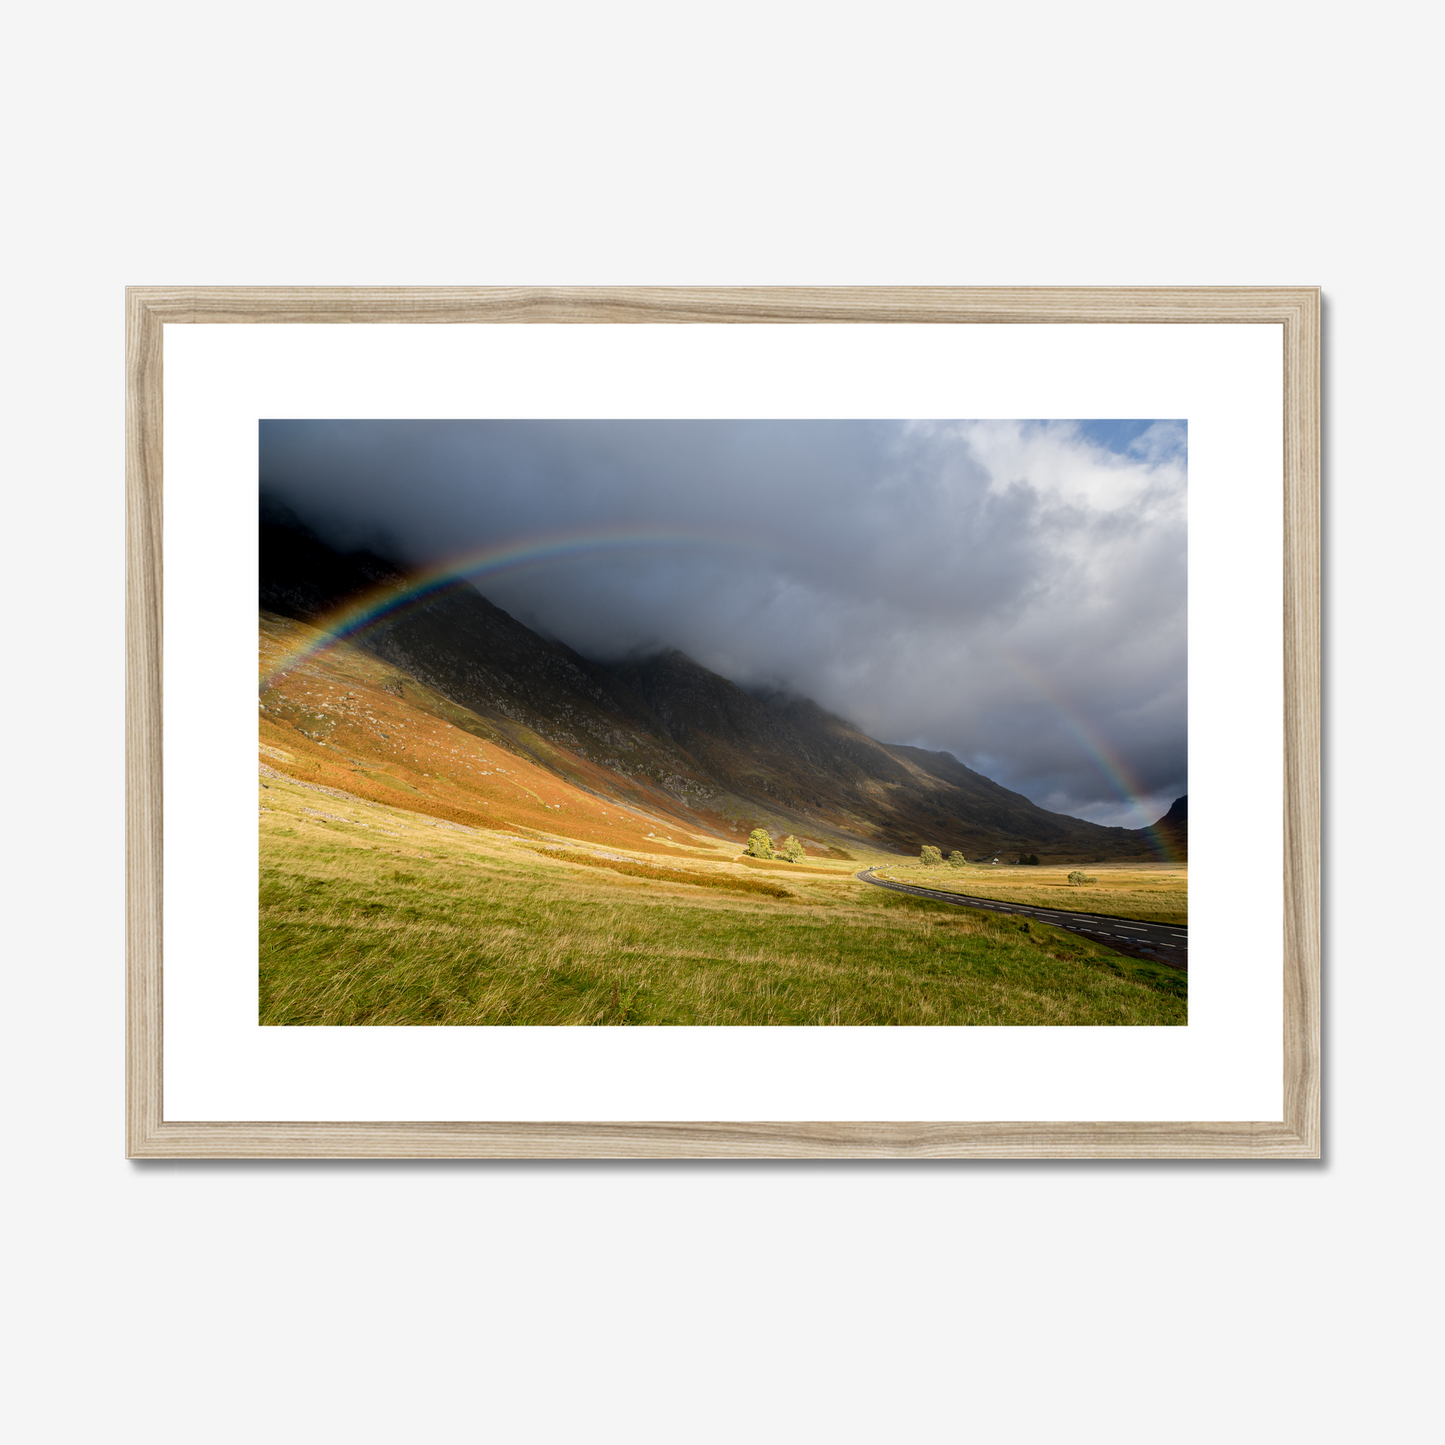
[126,286,1319,1159]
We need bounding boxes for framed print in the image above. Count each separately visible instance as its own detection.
[125,287,1319,1158]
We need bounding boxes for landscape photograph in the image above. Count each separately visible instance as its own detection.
[258,419,1187,1027]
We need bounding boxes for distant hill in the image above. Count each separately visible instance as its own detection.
[259,504,1165,860]
[1151,795,1188,859]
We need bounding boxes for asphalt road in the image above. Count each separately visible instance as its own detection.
[856,867,1188,971]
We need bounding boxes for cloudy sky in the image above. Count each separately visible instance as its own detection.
[260,419,1186,828]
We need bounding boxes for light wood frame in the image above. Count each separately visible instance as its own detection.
[126,286,1320,1159]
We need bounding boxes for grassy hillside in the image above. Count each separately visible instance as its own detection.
[258,616,1186,1025]
[259,610,737,849]
[869,862,1189,926]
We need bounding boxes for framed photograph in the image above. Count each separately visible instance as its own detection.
[126,287,1319,1158]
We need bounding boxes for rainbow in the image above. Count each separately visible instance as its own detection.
[259,524,765,690]
[993,649,1183,863]
[257,526,1182,862]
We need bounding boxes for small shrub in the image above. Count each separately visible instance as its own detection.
[920,845,943,867]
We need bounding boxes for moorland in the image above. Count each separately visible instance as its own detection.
[258,510,1186,1026]
[259,612,1186,1026]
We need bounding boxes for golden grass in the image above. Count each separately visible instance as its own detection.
[870,862,1188,926]
[526,845,794,898]
[258,614,1185,1025]
[259,776,1186,1026]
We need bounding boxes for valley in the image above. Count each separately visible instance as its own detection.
[257,510,1186,1026]
[259,610,1185,1025]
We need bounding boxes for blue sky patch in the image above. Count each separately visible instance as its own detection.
[1075,419,1187,462]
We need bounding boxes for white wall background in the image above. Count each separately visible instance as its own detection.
[3,3,1437,1441]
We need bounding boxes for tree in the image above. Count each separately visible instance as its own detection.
[920,845,943,867]
[745,828,775,859]
[947,850,965,868]
[1067,870,1097,886]
[779,835,805,862]
[1026,853,1041,866]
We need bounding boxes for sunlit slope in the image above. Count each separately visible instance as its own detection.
[869,861,1188,926]
[260,611,747,856]
[260,515,764,835]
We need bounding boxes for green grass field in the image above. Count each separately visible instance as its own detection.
[259,778,1187,1026]
[869,861,1188,926]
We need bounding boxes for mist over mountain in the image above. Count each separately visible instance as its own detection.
[259,419,1187,827]
[260,502,1178,860]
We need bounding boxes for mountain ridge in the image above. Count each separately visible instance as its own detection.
[259,505,1174,860]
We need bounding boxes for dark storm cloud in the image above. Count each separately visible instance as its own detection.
[260,419,1186,826]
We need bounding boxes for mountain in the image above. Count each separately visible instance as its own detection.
[259,505,1162,860]
[1151,795,1188,859]
[260,503,742,823]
